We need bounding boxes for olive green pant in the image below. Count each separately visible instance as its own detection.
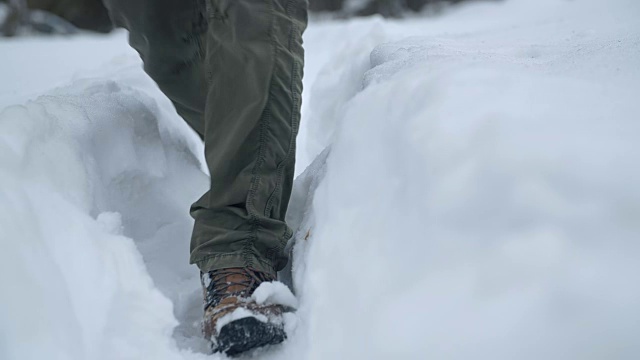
[104,0,308,274]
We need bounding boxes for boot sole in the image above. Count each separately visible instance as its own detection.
[212,317,287,356]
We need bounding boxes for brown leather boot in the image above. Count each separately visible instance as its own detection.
[201,267,287,356]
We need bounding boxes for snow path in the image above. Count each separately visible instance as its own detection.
[2,0,640,359]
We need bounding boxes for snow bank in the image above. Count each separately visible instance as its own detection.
[291,0,640,359]
[0,65,210,359]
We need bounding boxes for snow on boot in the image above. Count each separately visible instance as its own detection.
[201,268,287,356]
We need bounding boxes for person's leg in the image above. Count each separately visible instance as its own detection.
[191,0,308,276]
[194,0,307,353]
[103,0,307,353]
[103,0,307,275]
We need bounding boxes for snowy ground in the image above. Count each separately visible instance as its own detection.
[1,0,640,359]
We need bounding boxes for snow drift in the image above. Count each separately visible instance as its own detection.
[293,1,640,359]
[0,74,210,359]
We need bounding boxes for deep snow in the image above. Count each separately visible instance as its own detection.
[1,0,639,359]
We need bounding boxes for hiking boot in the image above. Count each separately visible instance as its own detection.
[201,267,287,356]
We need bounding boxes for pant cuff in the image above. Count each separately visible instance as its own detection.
[193,253,276,276]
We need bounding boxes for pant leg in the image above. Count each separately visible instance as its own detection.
[103,0,208,137]
[191,0,308,274]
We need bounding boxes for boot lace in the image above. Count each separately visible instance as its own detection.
[202,268,275,310]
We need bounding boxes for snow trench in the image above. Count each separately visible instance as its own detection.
[1,0,640,359]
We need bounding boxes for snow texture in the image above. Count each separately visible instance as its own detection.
[214,308,269,334]
[1,0,640,359]
[252,282,299,309]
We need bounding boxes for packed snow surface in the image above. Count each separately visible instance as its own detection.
[1,0,639,359]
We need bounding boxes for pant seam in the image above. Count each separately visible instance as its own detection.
[243,0,279,269]
[263,1,301,218]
